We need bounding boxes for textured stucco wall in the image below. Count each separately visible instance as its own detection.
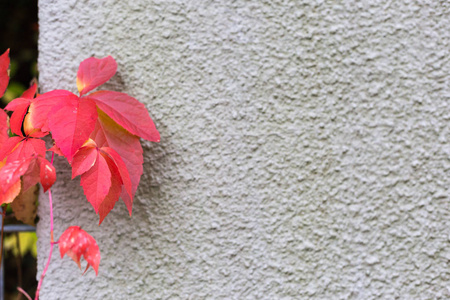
[37,1,450,299]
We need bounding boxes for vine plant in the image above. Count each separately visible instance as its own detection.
[0,49,160,299]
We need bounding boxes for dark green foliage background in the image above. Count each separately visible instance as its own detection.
[1,0,38,299]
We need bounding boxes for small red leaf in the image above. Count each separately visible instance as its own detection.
[76,56,117,96]
[59,226,100,275]
[0,49,10,98]
[80,151,111,213]
[38,157,56,192]
[71,146,97,178]
[48,97,98,161]
[21,83,37,99]
[88,91,160,142]
[48,143,64,157]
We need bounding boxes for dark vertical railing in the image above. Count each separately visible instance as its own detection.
[0,207,35,300]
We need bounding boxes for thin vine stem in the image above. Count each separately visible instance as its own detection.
[17,287,32,300]
[34,152,55,300]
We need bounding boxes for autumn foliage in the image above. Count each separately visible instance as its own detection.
[0,49,159,283]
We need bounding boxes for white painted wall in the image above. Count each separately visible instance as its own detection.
[37,1,450,299]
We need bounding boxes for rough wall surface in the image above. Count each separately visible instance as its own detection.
[37,1,450,299]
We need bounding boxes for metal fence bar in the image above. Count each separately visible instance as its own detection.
[0,207,36,300]
[4,225,36,233]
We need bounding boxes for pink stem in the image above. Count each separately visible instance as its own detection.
[34,153,55,300]
[17,287,32,300]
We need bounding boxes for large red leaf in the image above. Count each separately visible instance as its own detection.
[0,49,10,98]
[59,226,100,275]
[80,151,111,213]
[87,91,160,142]
[91,111,143,215]
[0,109,8,146]
[29,90,78,132]
[98,153,122,224]
[76,56,117,96]
[71,146,97,178]
[48,97,98,161]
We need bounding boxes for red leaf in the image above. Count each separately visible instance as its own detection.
[48,97,98,161]
[59,226,100,275]
[0,109,8,146]
[98,153,122,224]
[6,98,30,136]
[0,136,23,161]
[71,145,97,178]
[91,111,143,215]
[76,56,117,96]
[23,113,47,138]
[39,157,56,192]
[0,49,10,98]
[5,84,39,136]
[80,151,111,213]
[0,179,21,205]
[4,138,46,163]
[0,159,31,194]
[87,91,160,142]
[100,147,132,202]
[48,144,65,157]
[21,83,37,99]
[29,90,78,132]
[21,158,40,192]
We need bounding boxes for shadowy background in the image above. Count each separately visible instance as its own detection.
[1,0,38,299]
[0,0,38,106]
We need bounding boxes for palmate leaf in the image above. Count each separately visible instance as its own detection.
[59,226,100,275]
[24,56,158,224]
[71,138,132,223]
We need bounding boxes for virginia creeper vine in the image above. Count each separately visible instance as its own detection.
[0,49,160,298]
